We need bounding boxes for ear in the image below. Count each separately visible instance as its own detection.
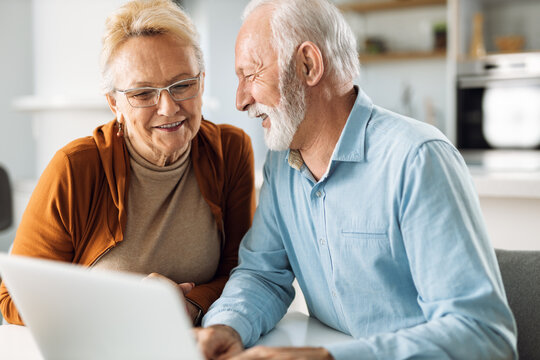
[105,93,122,120]
[200,72,206,93]
[296,41,324,87]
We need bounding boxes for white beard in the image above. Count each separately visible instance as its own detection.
[248,61,307,151]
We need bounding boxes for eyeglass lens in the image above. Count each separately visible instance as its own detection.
[125,77,200,107]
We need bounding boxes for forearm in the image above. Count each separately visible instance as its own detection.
[326,314,516,360]
[0,282,24,325]
[203,267,295,347]
[185,275,228,314]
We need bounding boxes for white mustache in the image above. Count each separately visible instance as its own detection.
[248,103,273,119]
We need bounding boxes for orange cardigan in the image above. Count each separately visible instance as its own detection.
[0,119,256,325]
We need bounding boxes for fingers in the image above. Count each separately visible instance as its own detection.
[143,273,195,295]
[178,282,195,295]
[225,346,335,360]
[143,272,170,282]
[142,274,201,324]
[194,325,244,360]
[195,327,222,359]
[225,346,272,360]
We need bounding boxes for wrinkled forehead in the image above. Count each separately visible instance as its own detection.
[237,4,275,48]
[112,34,199,88]
[235,6,277,69]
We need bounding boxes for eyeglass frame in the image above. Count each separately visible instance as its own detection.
[115,72,202,108]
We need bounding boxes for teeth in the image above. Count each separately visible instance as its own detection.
[157,121,183,129]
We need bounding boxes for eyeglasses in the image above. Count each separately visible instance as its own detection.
[115,73,201,108]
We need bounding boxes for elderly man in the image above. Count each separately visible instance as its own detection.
[195,0,517,359]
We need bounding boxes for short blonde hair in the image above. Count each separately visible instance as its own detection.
[100,0,204,94]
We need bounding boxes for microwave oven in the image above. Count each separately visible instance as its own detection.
[456,53,540,150]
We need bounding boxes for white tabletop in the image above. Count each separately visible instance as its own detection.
[255,311,352,347]
[0,323,44,359]
[0,311,352,359]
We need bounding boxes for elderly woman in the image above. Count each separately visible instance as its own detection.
[0,0,255,325]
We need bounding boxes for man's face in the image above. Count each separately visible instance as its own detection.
[235,7,306,151]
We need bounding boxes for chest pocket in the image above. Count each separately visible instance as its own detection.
[340,226,390,251]
[334,224,391,293]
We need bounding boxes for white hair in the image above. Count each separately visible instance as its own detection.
[242,0,360,84]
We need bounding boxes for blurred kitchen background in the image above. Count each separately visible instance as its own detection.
[1,0,540,255]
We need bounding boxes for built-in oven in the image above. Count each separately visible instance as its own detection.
[457,53,540,150]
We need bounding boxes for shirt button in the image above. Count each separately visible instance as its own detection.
[316,191,322,198]
[332,290,337,298]
[319,238,326,246]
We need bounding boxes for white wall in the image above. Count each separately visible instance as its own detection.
[0,0,34,180]
[358,60,448,132]
[25,0,123,177]
[0,0,34,252]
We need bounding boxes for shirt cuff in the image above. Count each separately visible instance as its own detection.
[325,340,377,360]
[202,310,255,346]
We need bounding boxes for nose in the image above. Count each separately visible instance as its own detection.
[236,81,254,112]
[156,90,180,116]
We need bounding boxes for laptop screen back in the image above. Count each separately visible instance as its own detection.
[0,253,203,360]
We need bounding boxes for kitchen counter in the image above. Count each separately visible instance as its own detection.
[462,150,540,250]
[470,170,540,199]
[463,150,540,199]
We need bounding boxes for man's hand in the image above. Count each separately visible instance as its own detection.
[143,273,199,322]
[226,346,334,360]
[195,324,244,359]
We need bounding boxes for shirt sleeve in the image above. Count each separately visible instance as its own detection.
[326,140,517,359]
[202,153,295,346]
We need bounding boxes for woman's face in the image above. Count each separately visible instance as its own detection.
[106,34,204,166]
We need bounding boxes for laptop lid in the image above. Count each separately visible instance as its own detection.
[0,253,203,360]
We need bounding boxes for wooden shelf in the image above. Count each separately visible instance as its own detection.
[339,1,448,64]
[359,50,446,63]
[457,49,540,62]
[338,0,446,13]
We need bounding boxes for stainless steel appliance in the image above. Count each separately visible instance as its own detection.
[457,52,540,150]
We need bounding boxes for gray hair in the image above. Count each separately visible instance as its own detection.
[100,0,204,94]
[242,0,360,84]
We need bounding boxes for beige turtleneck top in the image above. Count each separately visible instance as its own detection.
[93,137,220,285]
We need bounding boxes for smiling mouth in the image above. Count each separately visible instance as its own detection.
[154,120,184,130]
[258,114,270,129]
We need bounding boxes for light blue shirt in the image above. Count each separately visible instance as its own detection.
[203,89,517,359]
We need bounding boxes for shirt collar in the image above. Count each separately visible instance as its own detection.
[331,86,373,163]
[286,86,374,169]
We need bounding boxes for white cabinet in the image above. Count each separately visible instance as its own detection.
[472,172,540,250]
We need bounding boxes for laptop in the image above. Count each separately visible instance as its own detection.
[0,253,204,360]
